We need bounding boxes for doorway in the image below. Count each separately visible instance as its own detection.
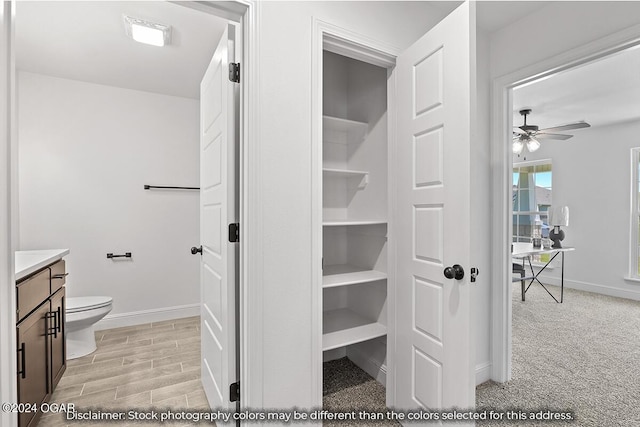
[2,1,254,422]
[313,0,477,412]
[491,23,640,384]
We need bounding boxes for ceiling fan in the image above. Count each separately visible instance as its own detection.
[513,109,590,155]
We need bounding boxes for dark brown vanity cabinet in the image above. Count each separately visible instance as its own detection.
[49,287,66,389]
[16,260,67,427]
[16,303,50,427]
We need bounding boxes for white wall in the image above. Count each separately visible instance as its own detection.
[254,0,455,410]
[512,119,640,300]
[18,72,200,325]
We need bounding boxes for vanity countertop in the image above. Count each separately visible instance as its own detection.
[15,249,70,281]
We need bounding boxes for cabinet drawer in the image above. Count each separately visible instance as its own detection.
[50,260,67,293]
[16,269,50,322]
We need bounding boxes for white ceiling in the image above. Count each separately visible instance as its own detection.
[19,0,634,126]
[15,1,556,101]
[16,1,227,99]
[430,1,551,33]
[476,1,552,33]
[513,45,640,131]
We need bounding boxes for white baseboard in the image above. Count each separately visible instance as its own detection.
[538,275,640,301]
[323,348,347,362]
[475,361,492,386]
[95,303,200,331]
[347,346,387,386]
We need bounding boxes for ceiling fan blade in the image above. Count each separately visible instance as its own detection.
[513,128,526,134]
[538,121,590,133]
[535,133,573,141]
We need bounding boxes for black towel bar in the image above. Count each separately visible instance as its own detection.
[144,185,199,190]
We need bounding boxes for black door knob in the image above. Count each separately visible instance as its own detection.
[191,246,203,255]
[443,264,465,280]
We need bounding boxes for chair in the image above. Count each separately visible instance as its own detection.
[512,262,526,301]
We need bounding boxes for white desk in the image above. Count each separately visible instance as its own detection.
[511,243,575,303]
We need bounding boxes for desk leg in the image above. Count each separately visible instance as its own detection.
[522,258,526,301]
[527,252,561,303]
[561,252,565,303]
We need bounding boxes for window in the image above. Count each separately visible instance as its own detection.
[513,160,552,244]
[629,148,640,279]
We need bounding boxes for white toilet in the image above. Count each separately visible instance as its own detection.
[65,296,113,359]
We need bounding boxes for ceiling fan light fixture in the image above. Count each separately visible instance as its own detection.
[512,139,524,154]
[526,137,541,152]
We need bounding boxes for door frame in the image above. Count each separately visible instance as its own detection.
[311,18,400,406]
[490,23,640,382]
[0,1,261,423]
[0,2,17,426]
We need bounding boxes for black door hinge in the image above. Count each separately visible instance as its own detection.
[229,63,240,83]
[228,223,239,243]
[230,381,240,402]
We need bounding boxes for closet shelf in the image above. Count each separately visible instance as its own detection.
[322,308,387,351]
[323,168,368,177]
[323,168,369,188]
[323,264,387,288]
[323,115,368,145]
[323,220,387,226]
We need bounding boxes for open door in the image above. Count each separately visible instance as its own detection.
[198,24,239,411]
[393,1,475,414]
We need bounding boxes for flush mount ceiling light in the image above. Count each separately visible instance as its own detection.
[124,15,171,47]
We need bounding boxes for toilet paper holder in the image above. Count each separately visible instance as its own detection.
[107,252,132,259]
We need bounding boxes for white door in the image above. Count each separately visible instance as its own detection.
[199,25,238,410]
[393,1,475,414]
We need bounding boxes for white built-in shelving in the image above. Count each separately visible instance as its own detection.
[322,264,387,288]
[322,308,387,351]
[321,52,388,374]
[323,115,368,145]
[322,168,368,178]
[322,220,386,227]
[322,112,386,350]
[323,168,369,188]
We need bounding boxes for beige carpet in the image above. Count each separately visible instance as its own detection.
[323,357,399,426]
[476,283,640,426]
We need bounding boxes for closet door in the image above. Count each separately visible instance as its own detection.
[199,24,239,410]
[393,1,475,412]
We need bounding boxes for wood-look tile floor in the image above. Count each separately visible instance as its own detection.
[39,316,210,427]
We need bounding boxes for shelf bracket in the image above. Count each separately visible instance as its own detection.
[347,173,368,190]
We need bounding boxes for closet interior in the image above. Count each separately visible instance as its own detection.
[321,50,390,390]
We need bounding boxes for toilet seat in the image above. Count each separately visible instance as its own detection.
[67,296,112,313]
